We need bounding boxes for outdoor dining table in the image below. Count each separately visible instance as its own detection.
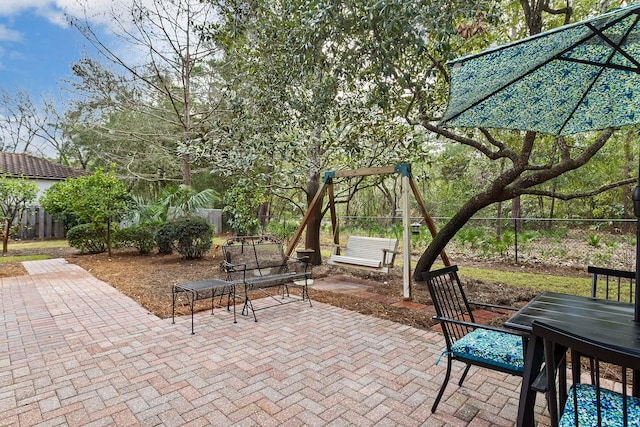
[504,291,640,427]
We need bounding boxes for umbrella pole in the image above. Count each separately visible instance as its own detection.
[635,172,640,322]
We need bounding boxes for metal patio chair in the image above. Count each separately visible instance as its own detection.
[534,320,640,427]
[422,265,528,413]
[578,266,637,384]
[588,266,635,303]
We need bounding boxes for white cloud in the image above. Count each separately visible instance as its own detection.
[0,24,21,42]
[0,1,124,29]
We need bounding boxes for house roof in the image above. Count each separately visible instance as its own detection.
[0,152,86,180]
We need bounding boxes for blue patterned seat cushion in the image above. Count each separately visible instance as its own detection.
[450,328,524,372]
[560,383,640,427]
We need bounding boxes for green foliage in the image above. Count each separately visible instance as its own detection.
[156,185,219,221]
[41,168,134,257]
[0,175,38,254]
[455,228,485,249]
[410,224,434,248]
[155,221,176,254]
[222,185,261,236]
[115,224,156,255]
[587,234,601,247]
[343,217,387,237]
[67,223,106,254]
[172,216,213,259]
[264,219,299,242]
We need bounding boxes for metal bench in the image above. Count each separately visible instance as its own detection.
[222,236,312,321]
[327,236,399,273]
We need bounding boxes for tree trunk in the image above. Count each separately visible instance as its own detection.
[181,153,191,186]
[258,166,273,228]
[496,159,505,239]
[304,129,323,265]
[305,173,322,265]
[496,201,503,239]
[2,212,17,255]
[2,229,8,255]
[548,180,557,230]
[512,196,522,232]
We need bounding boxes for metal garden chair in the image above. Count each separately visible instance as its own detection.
[588,266,635,302]
[578,266,636,384]
[422,265,528,413]
[534,320,640,427]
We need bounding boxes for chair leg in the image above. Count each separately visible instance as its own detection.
[458,364,471,387]
[432,354,453,413]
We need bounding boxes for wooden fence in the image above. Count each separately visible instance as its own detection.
[14,207,66,240]
[13,207,223,241]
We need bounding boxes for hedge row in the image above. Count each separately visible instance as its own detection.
[68,216,213,259]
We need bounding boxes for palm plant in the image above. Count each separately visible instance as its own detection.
[157,185,219,221]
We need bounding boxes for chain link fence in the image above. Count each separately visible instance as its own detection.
[308,216,637,272]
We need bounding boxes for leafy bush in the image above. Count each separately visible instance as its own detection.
[155,221,176,254]
[67,223,106,254]
[172,216,213,259]
[115,224,156,254]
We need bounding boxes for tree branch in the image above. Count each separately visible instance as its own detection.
[421,121,517,162]
[522,177,636,200]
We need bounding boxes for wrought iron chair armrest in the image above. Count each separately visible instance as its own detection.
[222,260,248,271]
[433,315,530,338]
[467,301,519,311]
[222,261,249,281]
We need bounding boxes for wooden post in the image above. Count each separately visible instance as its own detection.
[286,179,329,256]
[328,183,339,252]
[401,174,412,300]
[409,178,451,267]
[286,164,449,281]
[36,207,43,239]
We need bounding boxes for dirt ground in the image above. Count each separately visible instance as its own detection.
[0,243,547,331]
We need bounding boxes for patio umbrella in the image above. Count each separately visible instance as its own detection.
[438,3,640,320]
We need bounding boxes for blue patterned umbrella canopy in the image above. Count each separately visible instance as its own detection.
[440,3,640,136]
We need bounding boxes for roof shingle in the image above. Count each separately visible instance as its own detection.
[0,152,86,180]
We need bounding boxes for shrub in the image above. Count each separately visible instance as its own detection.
[115,224,156,255]
[155,221,176,254]
[172,216,213,259]
[67,223,106,254]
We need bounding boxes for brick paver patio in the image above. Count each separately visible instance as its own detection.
[0,258,550,426]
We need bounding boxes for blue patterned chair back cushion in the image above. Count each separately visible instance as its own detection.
[559,383,640,427]
[450,329,524,373]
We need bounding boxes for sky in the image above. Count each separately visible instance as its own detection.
[0,1,111,98]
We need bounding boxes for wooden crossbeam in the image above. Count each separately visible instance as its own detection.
[285,164,450,301]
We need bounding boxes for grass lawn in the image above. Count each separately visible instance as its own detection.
[1,240,70,265]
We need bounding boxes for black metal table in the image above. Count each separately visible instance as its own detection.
[172,279,236,334]
[505,291,640,427]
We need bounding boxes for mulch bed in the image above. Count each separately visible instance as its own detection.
[1,244,539,332]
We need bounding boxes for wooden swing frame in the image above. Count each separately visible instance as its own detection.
[285,163,450,299]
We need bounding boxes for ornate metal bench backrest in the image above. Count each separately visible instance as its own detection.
[222,236,290,282]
